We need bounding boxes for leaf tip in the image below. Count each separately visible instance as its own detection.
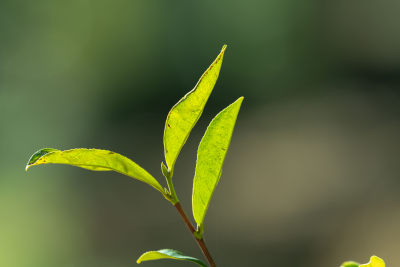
[219,45,227,59]
[232,96,244,108]
[25,148,59,171]
[221,44,227,52]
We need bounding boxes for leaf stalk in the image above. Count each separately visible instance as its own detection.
[166,175,179,204]
[162,163,179,204]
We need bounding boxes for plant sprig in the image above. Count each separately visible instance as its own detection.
[25,45,386,267]
[26,45,242,267]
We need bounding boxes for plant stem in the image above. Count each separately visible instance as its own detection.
[174,202,217,267]
[165,172,179,204]
[162,166,215,266]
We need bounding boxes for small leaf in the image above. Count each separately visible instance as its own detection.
[360,256,385,267]
[341,261,360,267]
[192,97,243,230]
[341,256,386,267]
[26,148,165,195]
[161,161,169,178]
[136,249,206,267]
[164,45,227,173]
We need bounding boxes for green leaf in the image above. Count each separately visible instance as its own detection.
[161,161,169,178]
[26,148,165,195]
[341,256,385,267]
[360,256,385,267]
[192,97,243,230]
[341,262,360,267]
[136,249,206,267]
[163,45,227,174]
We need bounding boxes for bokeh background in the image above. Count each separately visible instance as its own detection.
[1,0,399,266]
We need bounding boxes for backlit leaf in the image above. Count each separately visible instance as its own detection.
[360,256,385,267]
[136,249,206,267]
[26,148,165,195]
[163,45,227,173]
[341,256,385,267]
[192,97,243,230]
[341,261,360,267]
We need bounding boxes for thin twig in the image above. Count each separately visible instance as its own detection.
[174,202,216,267]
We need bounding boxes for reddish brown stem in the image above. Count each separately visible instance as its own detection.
[174,202,216,267]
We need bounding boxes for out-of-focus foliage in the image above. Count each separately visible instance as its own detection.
[341,262,360,267]
[341,256,385,267]
[360,256,385,267]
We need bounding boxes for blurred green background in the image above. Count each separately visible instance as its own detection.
[1,0,399,266]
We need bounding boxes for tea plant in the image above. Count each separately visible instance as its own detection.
[26,46,386,267]
[26,45,241,267]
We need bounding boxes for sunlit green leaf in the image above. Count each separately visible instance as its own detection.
[163,45,227,174]
[26,148,165,195]
[341,256,385,267]
[192,97,243,230]
[136,249,206,266]
[360,256,385,267]
[341,261,360,267]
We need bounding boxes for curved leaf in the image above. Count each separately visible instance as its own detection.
[341,262,360,267]
[192,97,243,230]
[26,148,165,195]
[163,45,227,174]
[136,249,206,267]
[360,256,385,267]
[341,256,385,267]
